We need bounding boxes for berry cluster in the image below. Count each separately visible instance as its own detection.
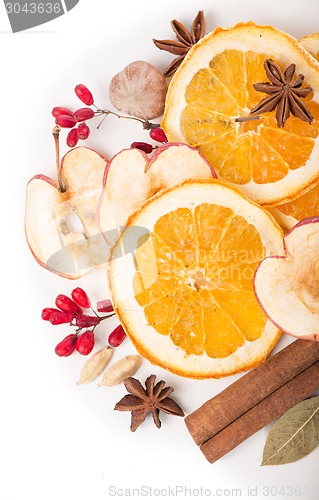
[42,288,126,357]
[52,84,168,149]
[52,85,94,148]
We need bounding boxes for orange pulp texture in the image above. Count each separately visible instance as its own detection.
[133,204,267,359]
[181,50,319,186]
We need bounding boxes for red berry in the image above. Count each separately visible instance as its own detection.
[55,294,81,315]
[74,108,95,122]
[149,127,168,143]
[52,107,75,118]
[75,315,100,328]
[71,288,91,309]
[55,115,77,128]
[77,122,90,140]
[76,331,95,355]
[55,334,77,357]
[50,311,74,325]
[75,84,94,106]
[108,325,126,347]
[96,299,114,313]
[41,307,60,321]
[131,142,153,154]
[66,128,79,148]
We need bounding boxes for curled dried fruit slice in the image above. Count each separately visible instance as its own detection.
[300,32,319,61]
[25,147,108,279]
[109,61,167,120]
[109,180,284,379]
[254,217,319,341]
[162,22,319,205]
[98,144,216,253]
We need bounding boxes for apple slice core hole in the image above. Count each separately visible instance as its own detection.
[64,210,86,236]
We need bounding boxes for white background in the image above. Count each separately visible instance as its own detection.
[1,0,319,499]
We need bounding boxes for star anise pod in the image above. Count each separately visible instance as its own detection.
[153,11,206,77]
[250,58,314,127]
[114,374,184,431]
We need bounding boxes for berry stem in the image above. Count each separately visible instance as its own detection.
[96,114,108,130]
[99,313,116,320]
[71,312,116,325]
[94,108,160,130]
[91,307,100,318]
[52,126,67,192]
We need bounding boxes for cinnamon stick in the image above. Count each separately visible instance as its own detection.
[185,340,319,445]
[200,360,319,463]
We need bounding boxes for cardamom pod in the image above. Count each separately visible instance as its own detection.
[98,355,142,386]
[77,346,113,385]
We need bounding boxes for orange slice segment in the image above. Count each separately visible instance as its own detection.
[185,68,239,115]
[109,180,284,379]
[217,134,252,184]
[209,49,247,108]
[162,22,319,205]
[250,133,289,184]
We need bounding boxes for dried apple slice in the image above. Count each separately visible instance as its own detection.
[98,143,216,247]
[25,147,109,279]
[147,143,216,192]
[254,217,319,341]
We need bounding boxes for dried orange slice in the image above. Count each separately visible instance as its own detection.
[108,180,284,379]
[300,33,319,61]
[269,181,319,230]
[162,22,319,206]
[270,31,319,231]
[268,31,319,231]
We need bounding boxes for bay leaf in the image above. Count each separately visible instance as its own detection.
[262,395,319,466]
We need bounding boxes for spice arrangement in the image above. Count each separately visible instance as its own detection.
[26,11,319,466]
[185,340,319,463]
